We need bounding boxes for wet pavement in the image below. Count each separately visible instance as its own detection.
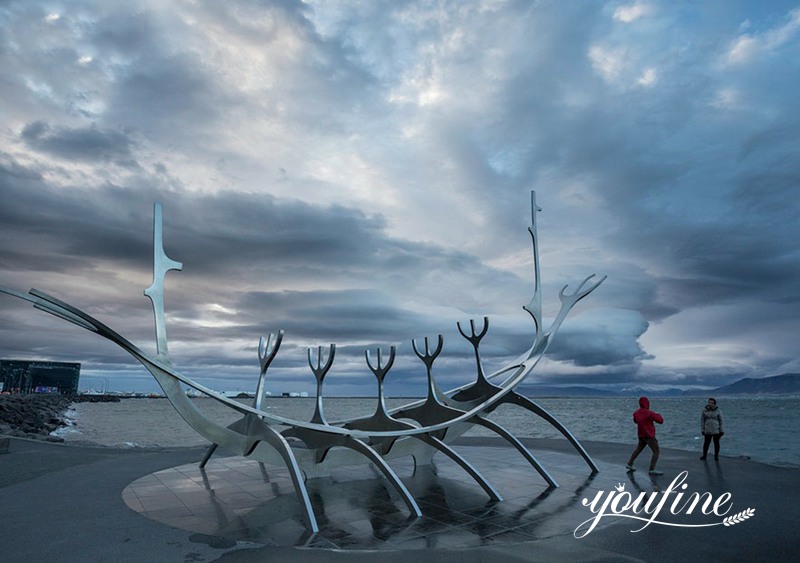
[123,442,603,550]
[1,436,798,562]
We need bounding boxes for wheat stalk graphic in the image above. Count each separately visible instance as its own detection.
[723,508,755,526]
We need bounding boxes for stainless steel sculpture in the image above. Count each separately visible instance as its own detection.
[1,191,605,532]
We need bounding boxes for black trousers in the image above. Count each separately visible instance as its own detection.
[702,433,721,458]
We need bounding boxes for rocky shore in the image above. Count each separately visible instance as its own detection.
[0,394,119,442]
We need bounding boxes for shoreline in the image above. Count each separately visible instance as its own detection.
[0,393,121,442]
[4,394,798,469]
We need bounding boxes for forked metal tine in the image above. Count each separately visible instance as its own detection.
[365,346,396,379]
[558,274,607,304]
[258,330,284,373]
[258,337,269,370]
[307,344,335,381]
[558,274,594,300]
[411,339,423,359]
[457,316,489,344]
[412,335,443,367]
[307,346,315,370]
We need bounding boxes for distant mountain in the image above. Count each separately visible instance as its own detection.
[518,373,800,398]
[518,385,620,397]
[619,387,692,398]
[709,373,800,396]
[519,384,700,398]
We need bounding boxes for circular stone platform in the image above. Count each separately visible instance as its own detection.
[122,444,617,550]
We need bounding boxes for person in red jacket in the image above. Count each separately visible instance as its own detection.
[626,396,664,475]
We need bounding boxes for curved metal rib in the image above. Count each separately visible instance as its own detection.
[242,417,320,532]
[502,391,599,473]
[343,436,422,518]
[415,434,502,501]
[469,415,558,488]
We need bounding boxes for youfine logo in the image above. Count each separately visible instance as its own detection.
[574,471,755,538]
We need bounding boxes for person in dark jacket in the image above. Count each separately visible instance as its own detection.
[700,397,724,460]
[626,396,664,475]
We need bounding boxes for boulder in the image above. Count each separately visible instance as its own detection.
[0,394,73,439]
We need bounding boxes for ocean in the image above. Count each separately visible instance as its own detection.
[57,396,800,468]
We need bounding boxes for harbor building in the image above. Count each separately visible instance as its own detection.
[0,360,80,394]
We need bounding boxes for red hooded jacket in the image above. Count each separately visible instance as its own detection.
[633,396,663,439]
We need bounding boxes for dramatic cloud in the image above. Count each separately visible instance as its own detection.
[1,0,799,395]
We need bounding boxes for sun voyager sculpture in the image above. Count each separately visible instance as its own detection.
[1,191,605,532]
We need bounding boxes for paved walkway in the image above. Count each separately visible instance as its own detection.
[0,436,797,562]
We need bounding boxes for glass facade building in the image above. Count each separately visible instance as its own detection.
[0,360,80,394]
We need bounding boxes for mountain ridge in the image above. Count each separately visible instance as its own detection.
[519,373,800,398]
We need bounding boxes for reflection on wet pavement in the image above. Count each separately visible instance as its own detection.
[123,445,618,550]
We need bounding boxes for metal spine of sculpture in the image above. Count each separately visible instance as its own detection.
[0,191,606,532]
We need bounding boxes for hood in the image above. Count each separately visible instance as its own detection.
[639,396,649,409]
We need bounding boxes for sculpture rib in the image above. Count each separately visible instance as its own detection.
[469,415,558,488]
[341,437,423,518]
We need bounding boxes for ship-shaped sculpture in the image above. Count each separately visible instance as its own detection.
[1,191,605,532]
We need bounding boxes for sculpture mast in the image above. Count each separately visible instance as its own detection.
[143,203,183,365]
[524,191,543,343]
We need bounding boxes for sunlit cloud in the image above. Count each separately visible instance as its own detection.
[725,7,800,65]
[637,67,657,87]
[1,0,798,394]
[613,2,651,23]
[588,45,625,82]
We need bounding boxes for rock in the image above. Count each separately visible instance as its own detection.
[0,394,74,438]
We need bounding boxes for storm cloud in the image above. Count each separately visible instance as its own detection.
[1,1,799,395]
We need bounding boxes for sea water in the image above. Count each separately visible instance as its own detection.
[58,396,800,467]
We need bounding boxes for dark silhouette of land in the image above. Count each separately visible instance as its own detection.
[520,372,800,397]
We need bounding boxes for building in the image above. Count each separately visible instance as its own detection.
[0,360,81,394]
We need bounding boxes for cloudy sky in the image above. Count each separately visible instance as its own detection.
[1,1,799,396]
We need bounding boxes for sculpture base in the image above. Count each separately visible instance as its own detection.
[122,443,608,549]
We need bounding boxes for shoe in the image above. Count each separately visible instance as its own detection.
[714,456,719,461]
[648,469,663,475]
[625,464,636,472]
[700,456,706,460]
